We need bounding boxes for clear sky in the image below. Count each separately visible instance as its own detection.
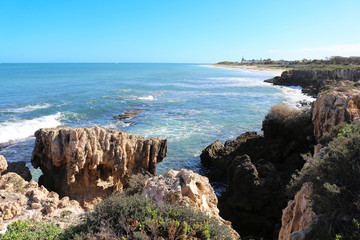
[1,0,360,63]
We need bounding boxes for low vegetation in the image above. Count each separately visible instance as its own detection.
[287,123,360,239]
[217,56,360,70]
[0,220,62,240]
[62,194,232,240]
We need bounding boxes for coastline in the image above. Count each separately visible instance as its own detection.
[200,64,284,76]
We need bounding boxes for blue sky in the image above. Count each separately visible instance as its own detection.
[1,0,360,63]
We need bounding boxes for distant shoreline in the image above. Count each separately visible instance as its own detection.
[200,64,284,76]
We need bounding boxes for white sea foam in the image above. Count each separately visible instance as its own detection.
[0,113,62,143]
[103,121,132,129]
[275,86,316,108]
[138,95,155,101]
[3,103,51,113]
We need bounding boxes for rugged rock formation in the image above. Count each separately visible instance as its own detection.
[0,156,7,175]
[279,183,315,240]
[142,169,240,239]
[312,88,360,138]
[31,126,167,210]
[113,109,141,120]
[265,69,360,96]
[201,106,314,238]
[3,161,32,181]
[0,156,84,231]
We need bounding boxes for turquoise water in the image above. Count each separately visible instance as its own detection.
[0,63,313,180]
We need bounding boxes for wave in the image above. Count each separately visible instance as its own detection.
[137,95,155,101]
[0,113,62,143]
[3,103,51,113]
[103,121,132,129]
[276,86,316,108]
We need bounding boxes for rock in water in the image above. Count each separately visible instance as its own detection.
[31,126,167,209]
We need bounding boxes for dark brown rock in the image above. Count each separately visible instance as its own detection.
[113,109,141,120]
[3,161,32,181]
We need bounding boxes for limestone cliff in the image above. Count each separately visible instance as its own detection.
[200,106,314,238]
[31,126,167,209]
[312,89,360,138]
[265,69,360,96]
[279,183,315,240]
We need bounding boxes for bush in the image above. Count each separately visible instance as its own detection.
[288,123,360,214]
[63,194,232,240]
[262,104,313,140]
[0,220,62,240]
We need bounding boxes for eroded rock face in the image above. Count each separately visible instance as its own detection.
[200,107,314,238]
[265,69,360,96]
[31,126,167,209]
[0,172,84,231]
[312,89,360,138]
[279,183,315,240]
[142,169,240,239]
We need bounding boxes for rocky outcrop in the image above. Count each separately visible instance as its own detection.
[265,69,360,96]
[0,156,84,231]
[113,109,141,120]
[142,169,240,239]
[201,106,314,238]
[312,89,360,138]
[279,183,315,240]
[31,126,167,210]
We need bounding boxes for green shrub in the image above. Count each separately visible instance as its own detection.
[288,123,360,214]
[63,193,232,240]
[124,171,152,195]
[0,220,62,240]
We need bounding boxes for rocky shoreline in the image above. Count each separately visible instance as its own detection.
[2,68,360,239]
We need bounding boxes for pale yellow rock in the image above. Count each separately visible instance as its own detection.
[279,182,315,240]
[312,90,360,138]
[142,169,240,239]
[31,126,167,210]
[0,156,7,175]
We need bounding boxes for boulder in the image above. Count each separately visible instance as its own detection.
[279,183,315,240]
[142,169,240,239]
[312,89,360,138]
[0,156,7,175]
[31,126,167,209]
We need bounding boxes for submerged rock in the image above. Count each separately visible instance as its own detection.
[31,126,167,210]
[113,109,141,120]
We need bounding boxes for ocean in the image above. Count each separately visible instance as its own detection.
[0,63,314,180]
